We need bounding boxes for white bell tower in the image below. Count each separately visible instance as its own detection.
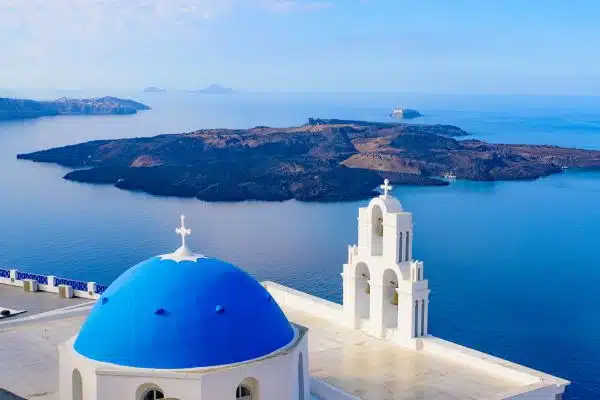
[341,179,430,347]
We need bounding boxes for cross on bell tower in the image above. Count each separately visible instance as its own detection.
[380,179,392,198]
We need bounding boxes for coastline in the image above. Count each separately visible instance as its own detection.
[16,118,600,202]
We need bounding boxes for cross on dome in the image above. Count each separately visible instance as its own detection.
[175,214,191,250]
[380,179,393,198]
[160,214,205,262]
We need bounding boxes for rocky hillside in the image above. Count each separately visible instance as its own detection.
[17,119,600,202]
[0,97,150,121]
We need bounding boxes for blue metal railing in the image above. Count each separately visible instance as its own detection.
[54,277,88,291]
[15,271,49,285]
[95,284,108,295]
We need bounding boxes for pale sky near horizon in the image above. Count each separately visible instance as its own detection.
[1,0,599,94]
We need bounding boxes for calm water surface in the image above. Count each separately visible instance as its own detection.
[1,92,599,399]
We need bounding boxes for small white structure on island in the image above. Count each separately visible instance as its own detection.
[43,179,569,400]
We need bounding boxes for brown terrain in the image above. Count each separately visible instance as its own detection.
[16,118,600,202]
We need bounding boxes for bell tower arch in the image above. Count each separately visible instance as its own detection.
[342,179,430,346]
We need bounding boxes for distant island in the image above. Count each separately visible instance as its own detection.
[17,118,600,202]
[193,84,234,94]
[0,97,150,121]
[143,87,167,93]
[391,108,422,119]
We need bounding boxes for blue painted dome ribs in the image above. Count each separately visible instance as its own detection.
[74,256,294,369]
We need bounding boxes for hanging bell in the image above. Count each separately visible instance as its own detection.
[377,218,384,237]
[391,291,398,306]
[365,283,371,294]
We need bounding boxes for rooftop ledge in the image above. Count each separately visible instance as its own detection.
[262,281,569,400]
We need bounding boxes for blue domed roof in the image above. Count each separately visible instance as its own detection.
[74,255,295,369]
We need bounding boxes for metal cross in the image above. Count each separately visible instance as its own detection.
[380,179,393,197]
[175,214,191,249]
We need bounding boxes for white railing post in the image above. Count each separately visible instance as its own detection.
[9,269,17,283]
[87,282,97,299]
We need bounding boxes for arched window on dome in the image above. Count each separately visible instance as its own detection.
[236,377,259,400]
[72,369,83,400]
[236,384,253,399]
[142,388,164,400]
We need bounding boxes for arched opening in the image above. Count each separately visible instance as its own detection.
[382,269,399,330]
[371,206,384,256]
[298,353,305,400]
[354,262,371,323]
[237,378,259,400]
[72,369,83,400]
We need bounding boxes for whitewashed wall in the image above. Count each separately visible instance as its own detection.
[60,330,310,400]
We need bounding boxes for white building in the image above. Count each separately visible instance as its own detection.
[0,180,569,400]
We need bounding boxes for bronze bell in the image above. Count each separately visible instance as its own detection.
[390,281,398,305]
[377,218,384,237]
[365,283,371,294]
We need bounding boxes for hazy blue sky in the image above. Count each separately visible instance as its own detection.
[1,0,599,94]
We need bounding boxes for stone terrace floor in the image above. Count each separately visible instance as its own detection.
[284,307,523,400]
[0,284,89,321]
[0,285,93,400]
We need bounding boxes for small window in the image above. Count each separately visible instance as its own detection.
[421,299,426,336]
[143,389,164,400]
[236,384,252,399]
[398,232,403,263]
[414,300,419,337]
[405,231,410,261]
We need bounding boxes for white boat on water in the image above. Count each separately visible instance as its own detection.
[442,172,457,180]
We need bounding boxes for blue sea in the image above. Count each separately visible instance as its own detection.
[1,91,600,399]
